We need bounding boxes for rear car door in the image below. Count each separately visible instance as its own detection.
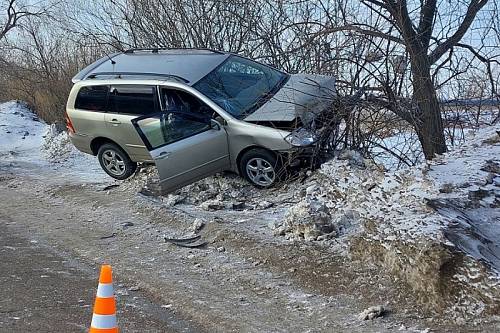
[131,112,230,193]
[104,85,159,162]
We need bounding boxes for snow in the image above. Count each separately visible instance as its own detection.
[428,125,500,196]
[0,100,108,183]
[372,130,422,169]
[371,106,499,171]
[0,101,46,160]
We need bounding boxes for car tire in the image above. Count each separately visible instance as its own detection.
[240,149,282,188]
[97,143,137,180]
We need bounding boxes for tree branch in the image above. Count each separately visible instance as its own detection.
[428,0,489,64]
[418,0,437,49]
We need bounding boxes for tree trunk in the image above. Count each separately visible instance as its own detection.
[410,56,447,159]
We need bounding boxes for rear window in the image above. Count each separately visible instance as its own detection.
[109,85,157,115]
[75,85,109,111]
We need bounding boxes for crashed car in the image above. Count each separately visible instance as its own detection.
[66,48,336,192]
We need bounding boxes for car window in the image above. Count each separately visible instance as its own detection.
[193,55,288,119]
[135,113,211,150]
[75,85,109,111]
[162,89,214,118]
[109,85,157,115]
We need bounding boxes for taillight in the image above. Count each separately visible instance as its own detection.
[65,112,76,134]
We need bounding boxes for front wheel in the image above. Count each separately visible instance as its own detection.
[97,143,137,180]
[240,149,281,188]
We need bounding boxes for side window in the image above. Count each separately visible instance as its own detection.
[135,113,210,150]
[162,89,215,118]
[75,85,109,111]
[109,85,157,115]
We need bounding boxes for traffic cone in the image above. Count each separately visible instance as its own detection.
[89,264,118,333]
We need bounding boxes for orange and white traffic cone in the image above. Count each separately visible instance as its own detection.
[89,264,118,333]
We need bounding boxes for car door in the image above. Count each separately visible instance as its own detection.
[104,85,159,162]
[131,112,230,194]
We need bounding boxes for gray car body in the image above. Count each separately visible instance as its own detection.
[67,50,336,192]
[67,79,293,191]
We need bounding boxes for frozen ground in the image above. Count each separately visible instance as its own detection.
[1,100,500,331]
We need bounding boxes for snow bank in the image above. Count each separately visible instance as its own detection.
[0,100,107,182]
[349,124,500,318]
[0,100,46,160]
[269,124,500,317]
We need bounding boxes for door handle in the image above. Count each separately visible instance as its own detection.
[107,119,121,125]
[155,151,171,160]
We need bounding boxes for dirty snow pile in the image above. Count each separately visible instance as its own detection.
[275,124,500,244]
[273,150,438,241]
[130,122,499,246]
[41,124,79,162]
[0,100,106,180]
[129,167,278,211]
[272,124,500,317]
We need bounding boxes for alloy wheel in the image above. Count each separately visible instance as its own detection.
[101,149,126,177]
[245,157,276,187]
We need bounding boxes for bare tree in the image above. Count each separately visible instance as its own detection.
[312,0,494,159]
[0,0,49,41]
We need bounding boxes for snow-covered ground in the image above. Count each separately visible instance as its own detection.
[0,100,108,183]
[0,101,46,160]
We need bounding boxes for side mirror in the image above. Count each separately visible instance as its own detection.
[210,119,222,130]
[214,114,226,126]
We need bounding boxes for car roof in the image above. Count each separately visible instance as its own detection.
[72,48,230,85]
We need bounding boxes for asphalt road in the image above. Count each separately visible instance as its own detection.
[0,221,199,333]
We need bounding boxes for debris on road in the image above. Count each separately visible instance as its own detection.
[101,184,120,191]
[357,305,385,320]
[189,218,205,233]
[164,235,207,249]
[100,232,117,240]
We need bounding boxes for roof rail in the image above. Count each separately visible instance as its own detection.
[85,72,189,83]
[123,47,224,55]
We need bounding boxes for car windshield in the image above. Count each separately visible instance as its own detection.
[193,55,288,119]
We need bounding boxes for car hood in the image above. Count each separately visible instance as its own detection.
[244,73,336,125]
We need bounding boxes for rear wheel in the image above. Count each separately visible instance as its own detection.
[97,143,137,180]
[240,149,281,188]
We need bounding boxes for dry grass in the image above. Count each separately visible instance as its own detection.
[0,75,70,124]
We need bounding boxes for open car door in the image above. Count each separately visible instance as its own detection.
[131,112,230,194]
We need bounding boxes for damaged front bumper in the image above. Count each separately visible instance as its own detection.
[280,144,319,170]
[280,127,322,169]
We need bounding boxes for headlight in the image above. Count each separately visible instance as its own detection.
[284,128,318,147]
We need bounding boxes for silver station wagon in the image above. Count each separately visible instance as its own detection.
[66,48,336,193]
